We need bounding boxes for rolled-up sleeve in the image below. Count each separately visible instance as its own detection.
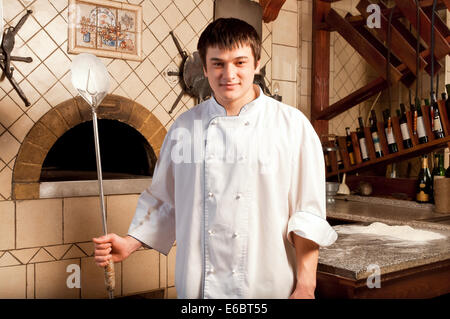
[286,114,337,247]
[127,126,176,256]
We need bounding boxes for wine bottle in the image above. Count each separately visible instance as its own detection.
[382,109,398,153]
[414,98,428,144]
[416,155,432,203]
[446,84,450,117]
[345,127,356,165]
[370,110,383,158]
[431,92,445,139]
[446,152,450,178]
[399,103,413,148]
[335,138,343,170]
[357,117,370,162]
[432,153,445,182]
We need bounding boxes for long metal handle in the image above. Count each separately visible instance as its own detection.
[91,109,115,299]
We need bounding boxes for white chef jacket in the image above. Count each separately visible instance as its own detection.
[128,87,337,299]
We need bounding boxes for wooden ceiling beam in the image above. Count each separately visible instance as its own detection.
[325,8,403,82]
[356,0,427,76]
[394,0,450,60]
[317,0,447,31]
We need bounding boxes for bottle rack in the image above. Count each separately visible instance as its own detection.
[326,99,450,178]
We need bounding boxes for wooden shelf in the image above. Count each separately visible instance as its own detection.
[326,99,450,178]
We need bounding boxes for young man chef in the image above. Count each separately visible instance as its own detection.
[93,18,337,299]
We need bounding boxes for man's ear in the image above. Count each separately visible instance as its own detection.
[255,59,261,74]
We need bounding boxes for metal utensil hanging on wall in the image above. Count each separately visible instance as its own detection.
[70,53,115,299]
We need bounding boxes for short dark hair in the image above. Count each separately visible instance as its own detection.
[197,18,261,69]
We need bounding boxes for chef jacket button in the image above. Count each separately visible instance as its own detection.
[240,155,246,161]
[231,270,236,274]
[244,121,250,126]
[232,232,239,238]
[208,268,215,274]
[208,192,214,198]
[211,120,217,125]
[236,193,241,199]
[208,229,214,235]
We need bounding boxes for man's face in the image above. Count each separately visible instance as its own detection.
[203,44,260,108]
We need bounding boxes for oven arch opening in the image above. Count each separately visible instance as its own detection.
[40,119,157,182]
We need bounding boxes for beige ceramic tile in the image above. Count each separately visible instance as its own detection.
[81,257,122,299]
[186,8,208,34]
[0,167,13,200]
[142,0,159,25]
[45,244,71,260]
[0,201,15,250]
[27,29,57,61]
[160,253,167,288]
[29,248,56,263]
[27,64,58,95]
[151,0,172,13]
[122,249,160,296]
[10,248,39,264]
[0,266,26,298]
[3,0,24,23]
[150,16,171,42]
[15,80,41,108]
[16,199,63,249]
[284,0,298,12]
[167,286,177,299]
[162,3,184,30]
[272,10,298,47]
[30,0,58,27]
[121,73,146,100]
[27,264,35,299]
[277,80,297,108]
[9,114,34,143]
[150,76,172,102]
[45,15,68,46]
[77,242,94,257]
[0,96,23,128]
[16,15,40,42]
[26,98,51,123]
[142,28,159,56]
[174,20,195,47]
[62,245,87,259]
[35,259,80,299]
[106,195,139,237]
[44,49,71,79]
[272,45,297,82]
[44,82,72,107]
[0,252,21,267]
[149,46,172,73]
[135,59,159,86]
[167,245,176,287]
[198,0,214,20]
[136,89,158,112]
[63,197,104,244]
[174,0,196,17]
[108,59,133,84]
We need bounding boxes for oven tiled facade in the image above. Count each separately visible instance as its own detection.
[0,0,305,298]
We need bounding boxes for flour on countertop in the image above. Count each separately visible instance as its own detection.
[337,222,446,241]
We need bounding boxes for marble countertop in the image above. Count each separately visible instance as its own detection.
[326,196,450,230]
[318,197,450,280]
[318,225,450,280]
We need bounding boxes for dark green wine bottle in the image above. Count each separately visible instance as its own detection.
[416,155,432,203]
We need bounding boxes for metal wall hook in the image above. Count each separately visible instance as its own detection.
[0,9,33,107]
